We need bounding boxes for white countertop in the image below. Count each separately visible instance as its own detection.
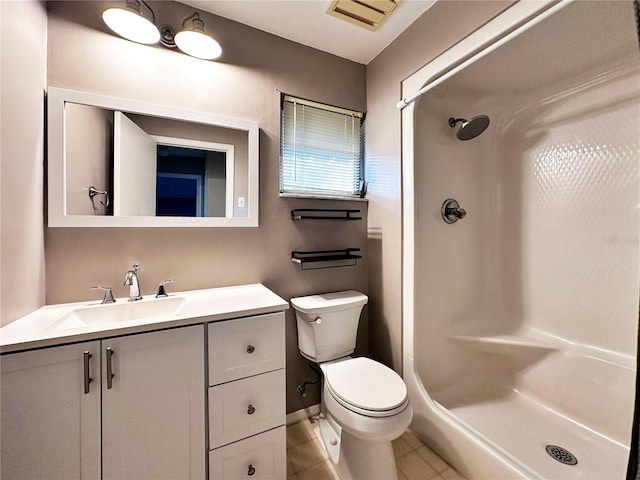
[0,284,289,353]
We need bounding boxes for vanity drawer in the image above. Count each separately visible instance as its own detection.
[208,312,285,385]
[209,426,285,480]
[209,369,285,448]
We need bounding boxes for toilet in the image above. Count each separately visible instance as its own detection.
[291,290,412,480]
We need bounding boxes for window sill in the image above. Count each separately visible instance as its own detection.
[279,193,368,202]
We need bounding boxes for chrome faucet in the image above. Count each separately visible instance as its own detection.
[124,263,142,302]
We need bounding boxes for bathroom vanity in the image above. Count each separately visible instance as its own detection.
[0,284,288,480]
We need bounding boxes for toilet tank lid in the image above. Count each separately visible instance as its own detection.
[290,290,368,313]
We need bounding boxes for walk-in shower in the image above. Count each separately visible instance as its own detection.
[400,1,640,478]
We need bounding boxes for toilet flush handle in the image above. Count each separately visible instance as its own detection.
[311,317,322,325]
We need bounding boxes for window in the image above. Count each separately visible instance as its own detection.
[280,95,364,198]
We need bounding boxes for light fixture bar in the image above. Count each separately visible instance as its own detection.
[102,3,222,61]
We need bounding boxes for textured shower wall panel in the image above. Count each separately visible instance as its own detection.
[518,69,640,355]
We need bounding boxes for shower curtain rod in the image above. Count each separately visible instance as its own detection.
[396,1,568,110]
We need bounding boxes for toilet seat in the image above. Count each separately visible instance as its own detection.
[324,357,408,418]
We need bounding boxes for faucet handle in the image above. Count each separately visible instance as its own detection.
[156,279,176,298]
[91,286,116,304]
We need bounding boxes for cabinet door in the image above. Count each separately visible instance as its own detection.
[102,325,205,480]
[0,341,101,480]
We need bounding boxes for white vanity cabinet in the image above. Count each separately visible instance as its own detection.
[102,325,205,480]
[1,326,205,480]
[0,341,102,480]
[0,284,289,480]
[208,312,287,480]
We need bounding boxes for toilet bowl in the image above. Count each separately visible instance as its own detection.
[323,358,411,438]
[291,291,413,480]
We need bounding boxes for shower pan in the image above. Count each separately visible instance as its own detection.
[400,1,640,479]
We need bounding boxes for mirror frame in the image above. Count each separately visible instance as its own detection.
[47,87,259,227]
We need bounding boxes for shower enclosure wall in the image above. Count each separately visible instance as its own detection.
[401,1,640,478]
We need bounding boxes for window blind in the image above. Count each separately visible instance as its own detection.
[280,95,364,198]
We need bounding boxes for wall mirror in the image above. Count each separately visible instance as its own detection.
[48,87,259,227]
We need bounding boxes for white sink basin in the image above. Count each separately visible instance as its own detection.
[44,296,186,332]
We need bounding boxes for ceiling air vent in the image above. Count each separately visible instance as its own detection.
[327,0,398,31]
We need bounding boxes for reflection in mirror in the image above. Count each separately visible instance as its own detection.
[65,103,113,216]
[154,139,233,218]
[65,105,240,218]
[48,87,259,227]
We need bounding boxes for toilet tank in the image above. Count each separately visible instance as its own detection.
[291,290,368,363]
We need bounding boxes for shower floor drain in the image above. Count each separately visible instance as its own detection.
[545,445,578,465]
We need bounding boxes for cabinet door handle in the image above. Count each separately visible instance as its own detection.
[247,464,255,476]
[246,345,255,354]
[83,351,93,394]
[106,347,114,389]
[247,404,255,415]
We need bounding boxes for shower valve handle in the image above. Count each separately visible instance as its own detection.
[448,207,466,219]
[441,199,466,224]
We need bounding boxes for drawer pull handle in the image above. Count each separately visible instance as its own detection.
[106,347,114,389]
[247,464,255,476]
[246,345,255,354]
[83,351,92,394]
[247,404,256,415]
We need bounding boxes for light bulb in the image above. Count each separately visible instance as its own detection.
[175,14,222,60]
[175,30,222,60]
[102,1,160,45]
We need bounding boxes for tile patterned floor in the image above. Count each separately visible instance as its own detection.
[286,416,468,480]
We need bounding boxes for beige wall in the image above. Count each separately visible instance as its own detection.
[365,1,516,372]
[45,1,367,413]
[0,0,48,327]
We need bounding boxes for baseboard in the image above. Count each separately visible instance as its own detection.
[286,404,321,425]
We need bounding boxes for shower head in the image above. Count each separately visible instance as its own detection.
[448,115,490,141]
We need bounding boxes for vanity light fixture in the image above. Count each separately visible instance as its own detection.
[174,13,222,60]
[102,0,160,45]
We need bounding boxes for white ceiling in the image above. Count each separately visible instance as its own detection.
[181,0,437,64]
